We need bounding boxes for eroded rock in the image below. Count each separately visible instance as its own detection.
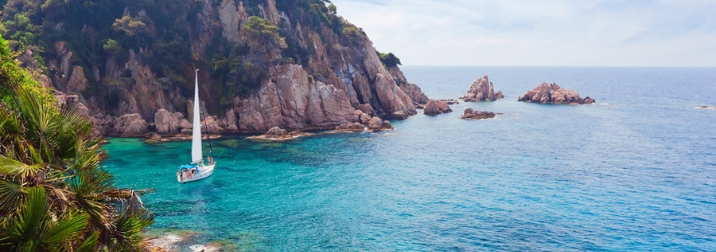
[112,113,149,137]
[460,108,496,120]
[423,99,453,115]
[154,109,181,135]
[518,82,595,104]
[462,75,503,102]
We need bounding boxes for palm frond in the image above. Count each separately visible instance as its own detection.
[75,231,99,252]
[41,211,89,244]
[12,187,48,248]
[0,155,44,178]
[0,180,25,215]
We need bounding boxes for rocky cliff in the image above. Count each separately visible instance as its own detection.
[2,0,426,135]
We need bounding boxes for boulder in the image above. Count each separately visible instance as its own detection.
[265,126,288,137]
[518,82,595,104]
[460,108,496,120]
[112,113,149,137]
[357,103,375,115]
[367,117,383,130]
[154,109,181,135]
[463,75,502,102]
[423,99,452,115]
[437,100,452,113]
[359,113,372,125]
[173,112,185,120]
[202,116,224,134]
[381,120,393,130]
[179,119,192,130]
[583,96,596,104]
[247,127,311,141]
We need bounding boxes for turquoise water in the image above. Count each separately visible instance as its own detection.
[103,67,716,251]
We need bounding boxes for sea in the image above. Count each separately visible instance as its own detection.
[103,67,716,251]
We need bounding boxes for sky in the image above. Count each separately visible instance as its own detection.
[330,0,716,66]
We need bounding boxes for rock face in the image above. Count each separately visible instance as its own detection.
[460,108,496,120]
[423,99,453,115]
[462,75,503,102]
[15,0,429,136]
[233,64,358,132]
[518,83,595,104]
[389,66,429,104]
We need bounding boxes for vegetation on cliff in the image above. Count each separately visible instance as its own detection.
[377,51,402,68]
[0,0,371,112]
[0,36,151,251]
[0,0,422,133]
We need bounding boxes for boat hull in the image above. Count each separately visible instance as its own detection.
[177,163,215,183]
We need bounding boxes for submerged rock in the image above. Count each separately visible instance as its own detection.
[518,82,595,104]
[460,108,496,120]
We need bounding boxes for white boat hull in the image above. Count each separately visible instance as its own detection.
[177,163,215,183]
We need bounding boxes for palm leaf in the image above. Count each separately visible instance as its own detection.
[41,211,89,244]
[75,231,99,252]
[0,156,44,178]
[0,180,24,215]
[12,187,48,249]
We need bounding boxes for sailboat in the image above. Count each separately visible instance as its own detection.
[177,69,215,183]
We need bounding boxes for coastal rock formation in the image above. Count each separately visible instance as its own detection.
[248,126,311,141]
[336,122,365,132]
[461,75,504,102]
[233,64,358,132]
[11,0,428,136]
[154,109,181,135]
[389,66,429,104]
[460,108,496,120]
[423,99,453,115]
[265,126,288,137]
[57,92,90,118]
[518,83,596,104]
[110,114,149,137]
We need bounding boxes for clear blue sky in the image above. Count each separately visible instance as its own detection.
[331,0,716,66]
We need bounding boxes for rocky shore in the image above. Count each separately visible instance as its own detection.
[518,82,595,104]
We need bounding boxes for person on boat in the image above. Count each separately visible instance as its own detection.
[208,156,214,165]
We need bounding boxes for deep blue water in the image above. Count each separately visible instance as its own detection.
[103,67,716,251]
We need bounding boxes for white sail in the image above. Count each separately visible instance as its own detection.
[191,69,203,164]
